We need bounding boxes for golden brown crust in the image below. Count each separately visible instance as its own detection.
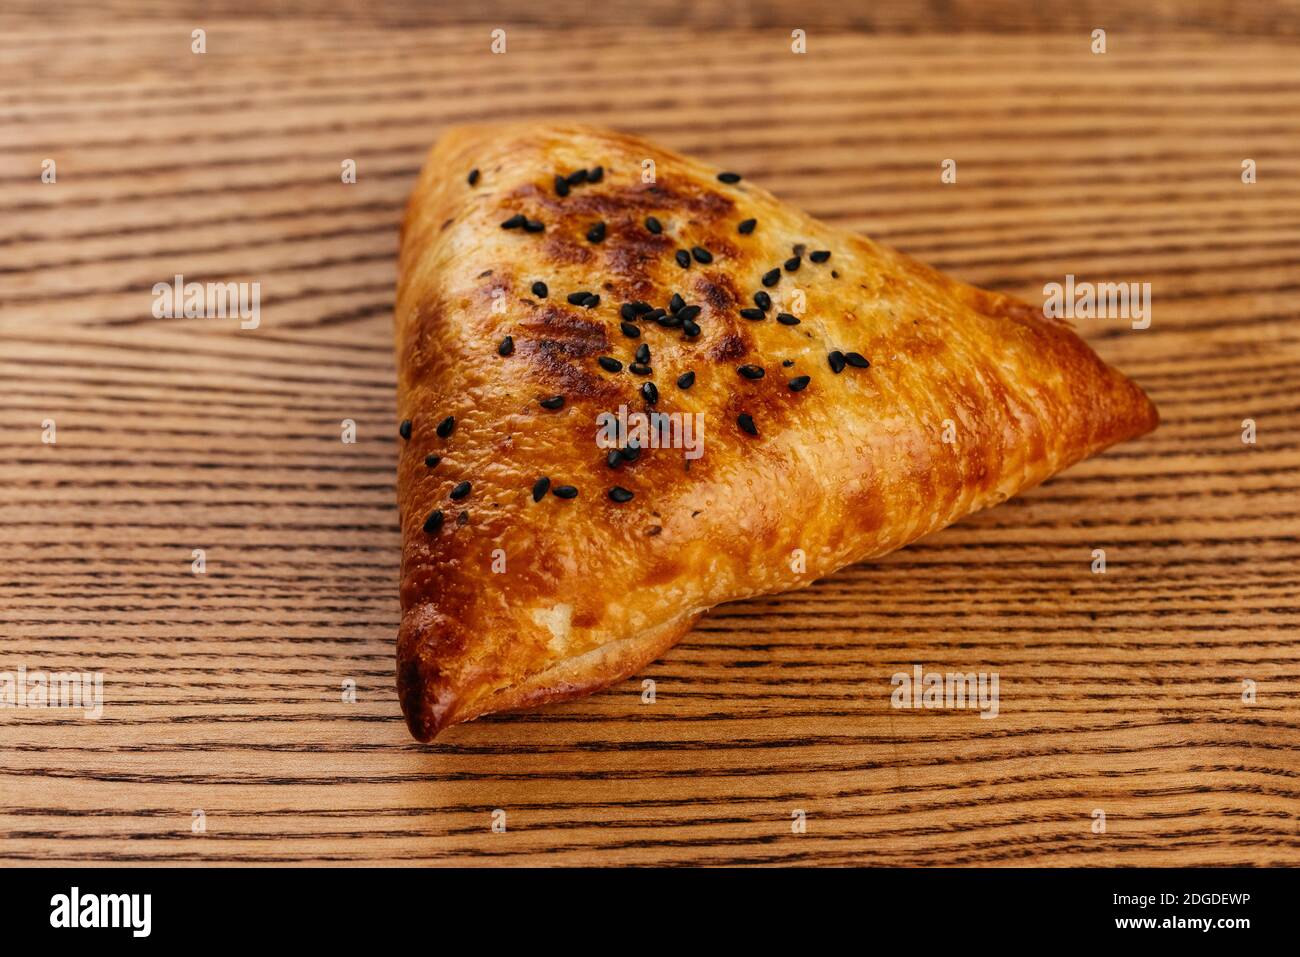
[394,123,1158,741]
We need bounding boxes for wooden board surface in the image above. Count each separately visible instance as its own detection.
[2,2,1298,866]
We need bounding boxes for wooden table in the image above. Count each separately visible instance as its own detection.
[2,1,1298,866]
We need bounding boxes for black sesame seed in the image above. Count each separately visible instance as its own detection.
[645,216,662,234]
[620,321,641,338]
[717,171,742,184]
[738,364,765,379]
[582,294,600,308]
[501,213,526,229]
[399,419,412,440]
[675,249,691,268]
[587,166,604,183]
[606,448,623,469]
[424,510,445,534]
[788,375,811,392]
[598,356,623,373]
[831,270,840,278]
[677,370,696,389]
[540,395,565,410]
[567,291,593,305]
[777,312,801,326]
[498,335,514,356]
[531,477,551,502]
[468,168,480,186]
[635,343,650,364]
[691,245,713,264]
[587,221,606,243]
[828,351,847,374]
[632,300,653,315]
[436,415,455,438]
[737,413,758,436]
[566,169,588,186]
[554,174,570,197]
[753,291,771,311]
[739,307,765,321]
[784,255,801,272]
[762,268,780,287]
[532,281,548,298]
[621,441,641,462]
[682,319,701,337]
[628,362,651,376]
[553,485,579,499]
[609,486,634,503]
[810,250,831,263]
[676,304,702,322]
[669,293,685,314]
[450,480,471,501]
[523,219,545,233]
[425,454,441,468]
[782,359,794,367]
[641,382,659,405]
[845,352,871,368]
[656,312,681,329]
[738,218,757,235]
[620,304,637,321]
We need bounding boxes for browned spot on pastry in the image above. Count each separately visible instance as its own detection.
[708,332,749,363]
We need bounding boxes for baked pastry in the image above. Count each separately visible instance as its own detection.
[394,123,1157,741]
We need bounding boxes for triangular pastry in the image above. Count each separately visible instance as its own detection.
[394,123,1157,741]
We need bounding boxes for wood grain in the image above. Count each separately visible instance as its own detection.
[1,3,1298,866]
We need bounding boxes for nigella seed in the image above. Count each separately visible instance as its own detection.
[676,304,702,322]
[501,213,526,229]
[606,448,623,469]
[788,375,811,392]
[467,168,480,186]
[587,221,607,243]
[717,171,742,183]
[620,303,637,321]
[782,359,794,367]
[567,291,593,305]
[738,218,757,234]
[691,245,713,264]
[677,370,696,389]
[498,335,514,356]
[523,219,545,233]
[845,352,871,368]
[424,510,445,534]
[675,249,691,268]
[598,356,623,373]
[792,243,806,256]
[753,291,771,311]
[425,454,441,468]
[641,382,659,404]
[784,255,801,272]
[554,174,570,197]
[738,364,765,379]
[828,351,847,374]
[737,413,758,436]
[656,312,681,329]
[532,476,551,502]
[621,440,642,462]
[777,312,800,325]
[399,419,412,440]
[566,169,588,186]
[436,415,455,438]
[645,216,663,234]
[632,301,653,315]
[762,268,780,287]
[669,293,685,314]
[540,394,565,410]
[582,294,600,308]
[739,307,765,321]
[635,343,650,364]
[553,485,579,499]
[587,166,604,183]
[629,362,652,376]
[450,480,471,501]
[609,486,634,503]
[620,321,641,338]
[682,319,701,337]
[810,250,831,263]
[532,281,548,298]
